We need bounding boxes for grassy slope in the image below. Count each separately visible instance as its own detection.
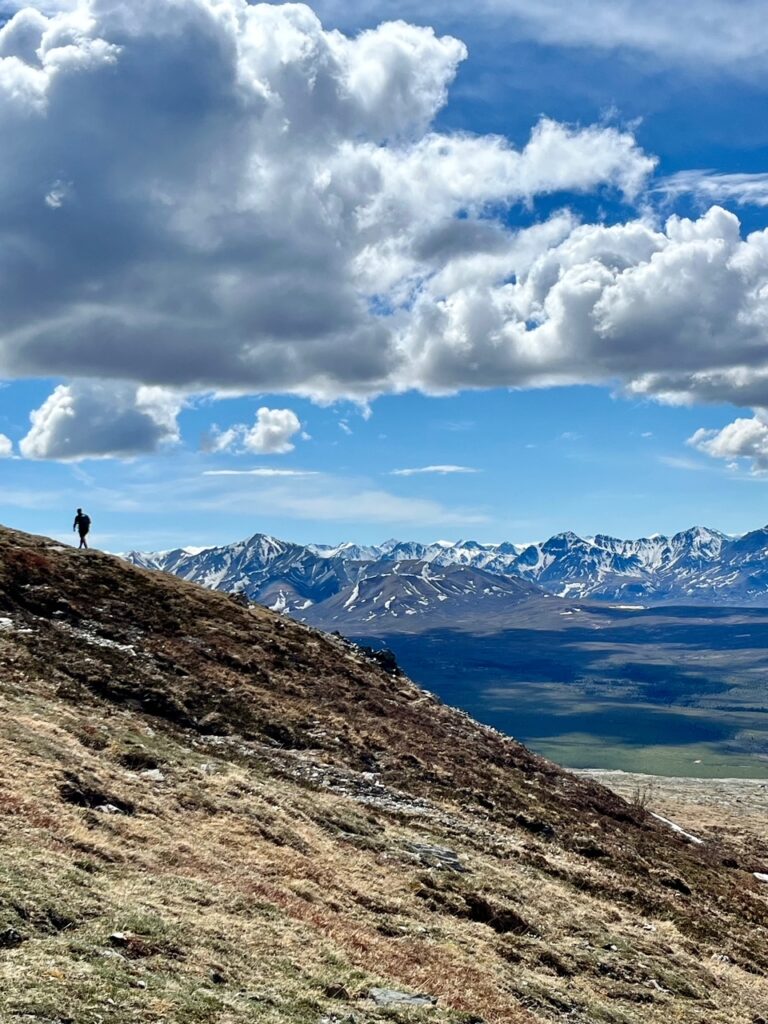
[0,526,767,1024]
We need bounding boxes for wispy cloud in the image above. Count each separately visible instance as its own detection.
[252,488,488,525]
[204,468,320,478]
[658,170,768,207]
[390,465,480,476]
[657,455,710,472]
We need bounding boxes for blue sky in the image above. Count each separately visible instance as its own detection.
[3,0,768,550]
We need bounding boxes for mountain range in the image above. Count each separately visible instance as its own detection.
[126,523,768,620]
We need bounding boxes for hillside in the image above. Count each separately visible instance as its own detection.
[300,561,548,628]
[2,526,768,1024]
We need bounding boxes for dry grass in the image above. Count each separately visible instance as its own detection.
[0,525,767,1024]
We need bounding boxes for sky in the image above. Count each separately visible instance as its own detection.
[3,1,768,550]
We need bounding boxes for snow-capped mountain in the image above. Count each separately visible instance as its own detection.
[512,526,730,600]
[300,560,546,629]
[127,533,355,613]
[308,538,525,574]
[125,523,768,613]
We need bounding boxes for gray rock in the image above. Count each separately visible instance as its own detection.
[140,769,166,783]
[402,842,467,872]
[368,987,437,1008]
[94,803,122,815]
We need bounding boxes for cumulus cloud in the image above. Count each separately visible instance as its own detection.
[3,0,768,433]
[0,0,656,407]
[11,0,768,66]
[19,381,182,460]
[391,464,479,475]
[205,407,303,455]
[404,205,768,408]
[244,407,302,454]
[0,434,13,457]
[688,413,768,473]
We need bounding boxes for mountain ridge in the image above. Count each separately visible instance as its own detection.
[126,523,768,613]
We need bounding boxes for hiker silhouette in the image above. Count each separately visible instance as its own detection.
[73,508,91,550]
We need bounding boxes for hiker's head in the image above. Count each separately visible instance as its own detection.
[77,508,82,514]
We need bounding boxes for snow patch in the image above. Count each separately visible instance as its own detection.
[651,812,704,845]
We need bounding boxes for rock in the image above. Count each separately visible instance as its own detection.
[0,927,24,948]
[140,769,166,783]
[94,803,123,815]
[99,949,126,960]
[324,982,351,999]
[108,931,131,947]
[367,987,437,1008]
[210,968,227,985]
[402,842,467,872]
[355,644,402,676]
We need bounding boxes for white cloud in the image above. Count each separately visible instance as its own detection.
[244,407,302,454]
[248,486,488,525]
[204,468,318,477]
[193,468,487,524]
[659,171,768,208]
[0,433,12,457]
[0,0,655,412]
[405,205,768,409]
[205,407,303,455]
[3,0,768,435]
[11,0,768,68]
[688,412,768,473]
[657,454,710,472]
[19,381,182,460]
[485,0,768,65]
[390,464,479,475]
[313,0,768,66]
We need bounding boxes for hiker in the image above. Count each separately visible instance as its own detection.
[73,508,91,550]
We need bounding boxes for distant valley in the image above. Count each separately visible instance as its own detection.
[127,525,768,777]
